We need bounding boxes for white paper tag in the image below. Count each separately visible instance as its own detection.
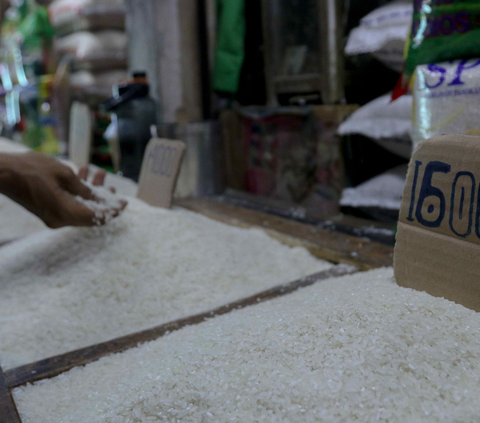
[137,138,186,208]
[69,102,92,166]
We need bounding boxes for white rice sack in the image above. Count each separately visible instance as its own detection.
[345,0,412,72]
[55,30,126,62]
[49,0,124,29]
[14,268,480,423]
[0,198,330,369]
[341,165,407,211]
[413,58,480,150]
[338,93,413,158]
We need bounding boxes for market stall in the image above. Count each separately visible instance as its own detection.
[1,0,480,421]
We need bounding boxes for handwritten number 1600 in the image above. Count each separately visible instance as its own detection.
[407,161,479,239]
[148,145,177,177]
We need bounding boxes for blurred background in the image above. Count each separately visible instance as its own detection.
[0,0,414,239]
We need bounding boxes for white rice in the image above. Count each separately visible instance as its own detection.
[13,267,480,423]
[76,182,127,225]
[0,198,330,369]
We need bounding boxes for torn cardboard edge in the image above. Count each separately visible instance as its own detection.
[395,134,480,312]
[137,138,186,208]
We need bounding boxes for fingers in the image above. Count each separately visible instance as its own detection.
[63,175,95,200]
[67,197,128,227]
[55,167,127,227]
[44,194,128,228]
[60,195,100,227]
[78,166,89,181]
[92,169,106,186]
[78,166,106,186]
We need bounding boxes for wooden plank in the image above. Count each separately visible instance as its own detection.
[220,110,245,190]
[222,188,393,229]
[0,366,21,423]
[177,198,394,270]
[5,265,357,389]
[217,189,396,246]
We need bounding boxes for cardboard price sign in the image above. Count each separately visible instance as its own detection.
[137,138,185,208]
[395,134,480,311]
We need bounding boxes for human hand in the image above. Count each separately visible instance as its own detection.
[78,165,107,187]
[0,152,127,228]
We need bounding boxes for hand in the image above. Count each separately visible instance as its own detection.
[0,152,127,228]
[78,165,107,187]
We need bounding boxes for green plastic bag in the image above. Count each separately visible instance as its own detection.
[212,0,245,94]
[406,0,480,77]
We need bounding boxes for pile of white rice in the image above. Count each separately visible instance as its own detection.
[13,268,480,423]
[0,198,330,369]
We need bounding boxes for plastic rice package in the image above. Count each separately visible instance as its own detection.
[55,30,127,70]
[405,0,480,79]
[412,58,480,149]
[49,0,125,33]
[338,93,413,159]
[345,0,412,72]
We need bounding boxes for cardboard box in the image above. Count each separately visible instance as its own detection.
[395,134,480,311]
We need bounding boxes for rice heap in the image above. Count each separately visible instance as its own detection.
[0,198,330,369]
[13,268,480,423]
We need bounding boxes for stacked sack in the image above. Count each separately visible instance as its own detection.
[345,0,412,74]
[339,1,413,219]
[341,0,480,220]
[342,0,414,158]
[49,0,127,98]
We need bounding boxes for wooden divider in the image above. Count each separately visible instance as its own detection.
[0,366,21,423]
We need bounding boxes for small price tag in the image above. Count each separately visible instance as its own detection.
[395,134,480,311]
[137,138,186,208]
